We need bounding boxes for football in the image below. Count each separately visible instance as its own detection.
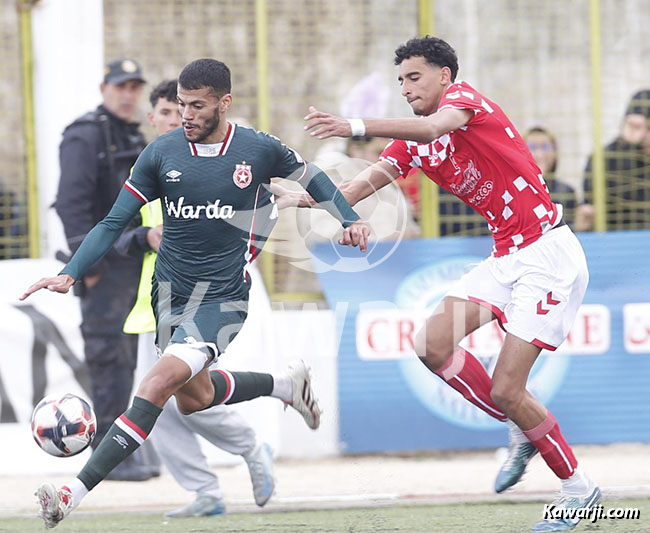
[31,393,96,457]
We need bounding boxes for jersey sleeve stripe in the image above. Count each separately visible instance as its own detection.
[379,155,405,176]
[124,181,148,204]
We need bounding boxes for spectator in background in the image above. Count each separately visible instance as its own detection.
[438,185,486,236]
[55,58,158,481]
[346,135,391,163]
[523,127,578,228]
[579,89,650,231]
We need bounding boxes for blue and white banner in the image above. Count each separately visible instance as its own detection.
[314,231,650,453]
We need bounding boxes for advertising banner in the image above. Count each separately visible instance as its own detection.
[314,231,650,453]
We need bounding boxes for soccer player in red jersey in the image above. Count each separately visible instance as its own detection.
[293,36,600,532]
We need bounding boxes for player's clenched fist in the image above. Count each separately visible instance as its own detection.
[339,220,370,252]
[20,274,75,301]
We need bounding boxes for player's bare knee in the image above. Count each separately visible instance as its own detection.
[490,384,523,415]
[175,397,199,415]
[415,328,453,370]
[175,391,211,415]
[415,333,453,370]
[135,379,168,406]
[137,370,183,405]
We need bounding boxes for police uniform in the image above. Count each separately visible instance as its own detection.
[55,60,147,458]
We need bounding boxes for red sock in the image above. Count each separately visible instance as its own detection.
[434,348,506,421]
[523,411,578,479]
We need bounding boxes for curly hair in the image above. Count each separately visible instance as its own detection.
[394,36,459,81]
[149,79,178,108]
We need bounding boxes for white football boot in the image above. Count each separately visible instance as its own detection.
[35,483,74,529]
[284,360,322,430]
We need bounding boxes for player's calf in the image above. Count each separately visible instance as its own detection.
[431,347,507,421]
[523,412,578,479]
[204,360,321,430]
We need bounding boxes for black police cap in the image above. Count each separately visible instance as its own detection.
[104,58,146,85]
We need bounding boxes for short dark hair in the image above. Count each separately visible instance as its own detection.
[149,79,178,108]
[394,36,459,82]
[178,59,231,97]
[524,126,558,173]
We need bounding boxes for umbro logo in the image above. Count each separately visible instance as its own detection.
[112,434,129,449]
[166,170,182,182]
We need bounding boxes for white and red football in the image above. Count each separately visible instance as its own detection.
[31,393,96,457]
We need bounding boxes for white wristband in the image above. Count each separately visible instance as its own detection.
[347,118,366,137]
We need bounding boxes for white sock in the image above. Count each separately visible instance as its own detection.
[507,420,529,444]
[65,478,89,510]
[270,374,292,403]
[561,468,591,496]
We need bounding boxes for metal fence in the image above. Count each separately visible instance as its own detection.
[0,2,31,260]
[4,0,650,298]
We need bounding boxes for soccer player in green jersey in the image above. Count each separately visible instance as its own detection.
[23,58,369,529]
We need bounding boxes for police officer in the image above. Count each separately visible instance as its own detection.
[56,58,156,480]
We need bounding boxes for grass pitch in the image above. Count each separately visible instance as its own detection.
[1,499,648,533]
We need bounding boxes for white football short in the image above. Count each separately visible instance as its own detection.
[446,225,589,350]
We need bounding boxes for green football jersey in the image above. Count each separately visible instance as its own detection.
[125,123,305,300]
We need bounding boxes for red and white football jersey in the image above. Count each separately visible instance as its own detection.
[380,81,562,256]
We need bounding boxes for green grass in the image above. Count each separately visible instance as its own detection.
[1,499,648,532]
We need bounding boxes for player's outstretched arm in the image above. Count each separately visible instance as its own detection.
[20,187,143,300]
[273,160,398,211]
[339,160,400,205]
[304,106,472,144]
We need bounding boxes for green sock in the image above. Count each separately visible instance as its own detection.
[77,397,162,490]
[209,370,273,406]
